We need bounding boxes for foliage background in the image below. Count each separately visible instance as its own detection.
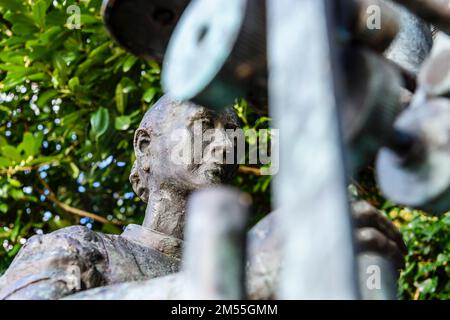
[0,0,448,300]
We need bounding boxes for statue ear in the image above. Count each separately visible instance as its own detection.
[134,128,152,173]
[134,128,152,156]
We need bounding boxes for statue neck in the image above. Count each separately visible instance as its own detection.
[142,182,188,240]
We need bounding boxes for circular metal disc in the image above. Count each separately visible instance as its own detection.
[376,99,450,215]
[162,0,246,103]
[101,0,190,61]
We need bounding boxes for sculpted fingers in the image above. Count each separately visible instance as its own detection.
[355,227,405,270]
[352,200,407,255]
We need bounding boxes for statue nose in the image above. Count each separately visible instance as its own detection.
[210,132,233,157]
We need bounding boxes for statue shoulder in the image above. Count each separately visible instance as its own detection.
[0,226,108,300]
[12,225,106,264]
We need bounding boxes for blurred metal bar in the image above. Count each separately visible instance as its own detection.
[358,253,398,300]
[384,1,434,76]
[391,0,450,35]
[268,0,359,299]
[182,187,250,299]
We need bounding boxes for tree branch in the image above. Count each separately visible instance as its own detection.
[238,166,262,176]
[38,177,125,226]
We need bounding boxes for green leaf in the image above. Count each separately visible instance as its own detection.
[68,76,80,92]
[53,53,68,82]
[37,90,58,108]
[9,188,24,200]
[115,115,131,131]
[88,42,110,59]
[90,107,110,141]
[12,22,38,35]
[19,132,36,157]
[120,77,137,93]
[122,55,138,73]
[32,0,49,28]
[143,87,157,103]
[7,243,22,258]
[0,0,26,12]
[417,277,438,295]
[69,162,80,179]
[1,145,22,162]
[0,105,11,115]
[115,83,126,114]
[0,136,7,147]
[80,14,99,26]
[10,211,21,241]
[0,157,11,168]
[27,72,48,81]
[0,203,7,214]
[28,156,57,166]
[8,178,21,188]
[2,74,27,91]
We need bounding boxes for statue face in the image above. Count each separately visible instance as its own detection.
[130,161,149,202]
[132,97,239,196]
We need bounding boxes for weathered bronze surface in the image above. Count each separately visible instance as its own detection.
[0,96,239,299]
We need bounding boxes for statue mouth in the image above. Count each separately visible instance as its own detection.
[203,164,226,181]
[137,187,148,199]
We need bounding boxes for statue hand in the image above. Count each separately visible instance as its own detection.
[352,200,408,271]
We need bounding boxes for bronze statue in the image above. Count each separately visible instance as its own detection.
[0,96,239,299]
[0,95,406,300]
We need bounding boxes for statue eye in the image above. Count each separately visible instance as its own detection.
[225,123,238,130]
[202,119,213,129]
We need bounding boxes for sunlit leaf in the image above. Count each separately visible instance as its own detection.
[115,83,125,114]
[90,107,110,141]
[1,145,22,162]
[122,55,138,73]
[115,115,131,131]
[32,0,49,28]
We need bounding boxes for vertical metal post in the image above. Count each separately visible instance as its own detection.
[267,0,359,299]
[183,187,250,300]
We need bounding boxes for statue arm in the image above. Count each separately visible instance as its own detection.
[0,226,108,300]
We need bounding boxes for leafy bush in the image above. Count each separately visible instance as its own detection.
[0,0,158,272]
[354,168,449,300]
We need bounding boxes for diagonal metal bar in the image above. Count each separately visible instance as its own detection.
[391,0,450,35]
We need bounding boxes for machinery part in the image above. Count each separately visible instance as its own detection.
[418,32,450,98]
[162,0,266,111]
[376,98,450,215]
[342,49,404,169]
[182,187,250,299]
[101,0,190,61]
[349,0,400,53]
[384,1,434,76]
[391,0,450,36]
[268,0,359,299]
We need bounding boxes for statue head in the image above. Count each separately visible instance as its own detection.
[130,95,240,201]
